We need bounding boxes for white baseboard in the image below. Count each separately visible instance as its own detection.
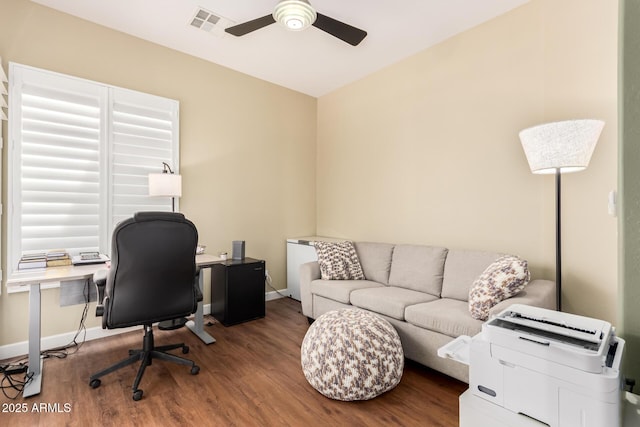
[266,288,289,301]
[0,291,289,361]
[0,303,208,361]
[0,324,140,362]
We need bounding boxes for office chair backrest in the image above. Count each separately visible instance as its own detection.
[103,212,199,328]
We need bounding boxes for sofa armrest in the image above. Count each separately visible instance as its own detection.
[488,279,556,318]
[300,261,321,318]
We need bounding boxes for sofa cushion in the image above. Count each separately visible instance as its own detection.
[387,245,448,297]
[441,249,502,301]
[350,287,438,321]
[468,255,531,321]
[314,241,365,280]
[404,299,483,338]
[354,242,395,284]
[310,279,384,304]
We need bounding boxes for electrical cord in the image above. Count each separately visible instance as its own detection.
[0,356,32,399]
[42,278,90,359]
[1,369,32,399]
[0,278,91,398]
[265,272,290,299]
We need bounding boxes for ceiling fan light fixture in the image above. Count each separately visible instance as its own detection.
[273,0,317,31]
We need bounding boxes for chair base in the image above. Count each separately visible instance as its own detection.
[89,324,199,401]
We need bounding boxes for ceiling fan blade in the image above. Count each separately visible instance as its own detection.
[225,14,276,37]
[312,13,367,46]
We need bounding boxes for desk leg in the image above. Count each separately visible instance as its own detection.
[186,267,216,344]
[23,283,43,397]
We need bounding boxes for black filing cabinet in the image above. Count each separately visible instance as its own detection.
[210,257,266,326]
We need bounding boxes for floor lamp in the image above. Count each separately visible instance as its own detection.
[148,162,185,330]
[519,120,604,311]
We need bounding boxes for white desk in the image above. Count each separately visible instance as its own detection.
[187,254,224,344]
[6,254,223,398]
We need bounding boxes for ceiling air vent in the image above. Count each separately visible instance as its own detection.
[190,7,234,36]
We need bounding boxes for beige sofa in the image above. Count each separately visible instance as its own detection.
[300,242,556,383]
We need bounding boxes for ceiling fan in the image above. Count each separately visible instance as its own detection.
[225,0,367,46]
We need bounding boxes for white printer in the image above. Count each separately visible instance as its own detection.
[439,304,625,427]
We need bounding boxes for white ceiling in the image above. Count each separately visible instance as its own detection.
[31,0,529,97]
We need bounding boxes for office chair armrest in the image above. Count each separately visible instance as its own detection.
[93,269,108,316]
[194,267,203,302]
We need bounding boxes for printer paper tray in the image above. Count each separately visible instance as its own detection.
[438,335,471,366]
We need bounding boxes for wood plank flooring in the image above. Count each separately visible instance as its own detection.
[0,298,466,426]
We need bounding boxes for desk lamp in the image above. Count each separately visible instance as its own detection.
[519,119,604,311]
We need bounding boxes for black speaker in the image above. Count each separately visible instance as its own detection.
[232,240,245,260]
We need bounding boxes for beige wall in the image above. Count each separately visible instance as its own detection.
[0,0,620,349]
[0,0,317,346]
[317,0,618,323]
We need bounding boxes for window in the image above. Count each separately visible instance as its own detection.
[8,64,179,272]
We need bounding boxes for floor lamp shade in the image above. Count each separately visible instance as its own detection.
[519,119,604,174]
[518,119,604,312]
[148,173,182,197]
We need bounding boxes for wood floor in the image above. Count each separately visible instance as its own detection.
[0,298,466,426]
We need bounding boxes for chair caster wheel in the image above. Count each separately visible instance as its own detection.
[182,346,189,354]
[191,365,200,375]
[89,379,101,389]
[133,389,143,401]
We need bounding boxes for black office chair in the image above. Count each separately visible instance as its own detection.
[89,212,202,401]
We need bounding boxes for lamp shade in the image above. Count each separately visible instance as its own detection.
[273,0,317,31]
[148,173,182,197]
[519,119,604,175]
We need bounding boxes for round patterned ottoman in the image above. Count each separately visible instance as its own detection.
[301,309,404,401]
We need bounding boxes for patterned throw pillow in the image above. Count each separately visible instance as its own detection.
[468,255,530,321]
[314,241,365,280]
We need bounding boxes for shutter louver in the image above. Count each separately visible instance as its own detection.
[19,80,102,254]
[110,90,178,229]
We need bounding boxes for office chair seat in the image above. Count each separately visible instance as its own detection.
[158,317,189,330]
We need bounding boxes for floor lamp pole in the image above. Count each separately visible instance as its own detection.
[555,169,562,311]
[519,120,605,312]
[158,194,186,331]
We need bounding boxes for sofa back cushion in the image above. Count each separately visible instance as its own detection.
[441,249,502,301]
[354,242,395,285]
[387,245,448,296]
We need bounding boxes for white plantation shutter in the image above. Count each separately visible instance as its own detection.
[8,64,179,272]
[10,68,105,264]
[109,89,177,234]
